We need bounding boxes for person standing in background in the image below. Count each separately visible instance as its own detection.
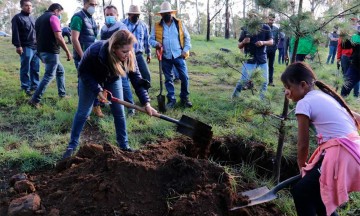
[11,0,40,96]
[149,1,192,109]
[100,5,137,116]
[70,0,104,117]
[123,5,152,84]
[266,13,279,87]
[326,26,339,64]
[28,3,72,108]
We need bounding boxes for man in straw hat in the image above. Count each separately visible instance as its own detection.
[149,1,192,109]
[123,5,152,84]
[232,9,273,99]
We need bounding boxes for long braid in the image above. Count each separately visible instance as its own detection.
[315,80,360,129]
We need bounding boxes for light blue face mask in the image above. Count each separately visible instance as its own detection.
[105,16,116,25]
[57,14,62,21]
[87,6,95,15]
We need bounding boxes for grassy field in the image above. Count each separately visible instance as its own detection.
[0,35,359,215]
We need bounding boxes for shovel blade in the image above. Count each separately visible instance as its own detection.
[240,186,270,200]
[230,192,278,211]
[157,95,166,113]
[177,115,213,143]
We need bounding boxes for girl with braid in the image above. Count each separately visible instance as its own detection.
[281,62,360,216]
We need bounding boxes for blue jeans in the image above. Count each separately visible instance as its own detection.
[31,52,65,103]
[75,59,100,107]
[122,75,135,113]
[20,47,40,91]
[136,53,151,82]
[340,56,359,96]
[341,65,360,97]
[278,48,285,64]
[162,56,190,102]
[172,66,179,79]
[233,63,269,98]
[326,46,337,64]
[67,78,129,150]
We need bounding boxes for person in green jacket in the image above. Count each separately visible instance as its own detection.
[289,35,317,62]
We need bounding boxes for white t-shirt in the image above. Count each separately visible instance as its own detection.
[295,90,357,142]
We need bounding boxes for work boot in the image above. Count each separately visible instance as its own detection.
[180,99,192,108]
[128,109,136,117]
[93,105,104,118]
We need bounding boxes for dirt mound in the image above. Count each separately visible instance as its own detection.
[1,138,286,216]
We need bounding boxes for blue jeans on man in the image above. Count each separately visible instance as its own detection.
[341,64,360,98]
[122,75,135,115]
[136,52,151,83]
[67,78,129,150]
[162,56,190,105]
[31,52,65,103]
[20,46,40,92]
[232,63,269,99]
[341,55,359,97]
[326,46,337,64]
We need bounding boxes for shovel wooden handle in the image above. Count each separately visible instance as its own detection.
[109,96,181,125]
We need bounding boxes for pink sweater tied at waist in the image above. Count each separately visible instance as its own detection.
[302,132,360,216]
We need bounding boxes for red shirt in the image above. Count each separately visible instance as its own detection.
[337,38,353,60]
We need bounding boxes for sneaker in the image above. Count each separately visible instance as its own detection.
[128,109,136,117]
[28,99,40,109]
[120,147,133,152]
[268,82,275,87]
[93,105,104,118]
[180,99,192,108]
[62,148,74,159]
[166,100,176,109]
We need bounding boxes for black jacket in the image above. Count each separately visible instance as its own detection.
[11,11,36,49]
[78,41,150,105]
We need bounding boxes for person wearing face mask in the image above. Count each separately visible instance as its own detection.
[28,3,72,108]
[149,1,192,109]
[100,5,137,117]
[11,0,40,96]
[70,0,103,117]
[123,5,152,85]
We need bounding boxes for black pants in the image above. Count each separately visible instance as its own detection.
[267,50,276,83]
[291,155,338,216]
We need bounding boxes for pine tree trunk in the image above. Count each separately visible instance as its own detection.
[206,0,210,41]
[225,0,230,39]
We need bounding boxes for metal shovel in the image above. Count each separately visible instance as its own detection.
[230,174,301,211]
[156,47,166,113]
[104,90,213,144]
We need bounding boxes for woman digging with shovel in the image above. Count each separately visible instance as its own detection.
[281,62,360,216]
[62,30,157,159]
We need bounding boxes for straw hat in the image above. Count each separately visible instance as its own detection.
[156,1,177,15]
[127,5,141,14]
[247,9,259,17]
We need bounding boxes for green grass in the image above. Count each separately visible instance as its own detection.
[0,35,359,214]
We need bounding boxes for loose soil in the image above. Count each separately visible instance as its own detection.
[0,137,297,216]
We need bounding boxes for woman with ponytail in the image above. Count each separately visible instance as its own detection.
[280,62,360,216]
[62,30,157,159]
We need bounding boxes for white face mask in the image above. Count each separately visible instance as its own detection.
[87,6,95,15]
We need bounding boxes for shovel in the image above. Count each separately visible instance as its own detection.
[104,90,213,144]
[156,47,166,113]
[230,174,301,211]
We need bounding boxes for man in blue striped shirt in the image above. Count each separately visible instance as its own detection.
[123,5,151,83]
